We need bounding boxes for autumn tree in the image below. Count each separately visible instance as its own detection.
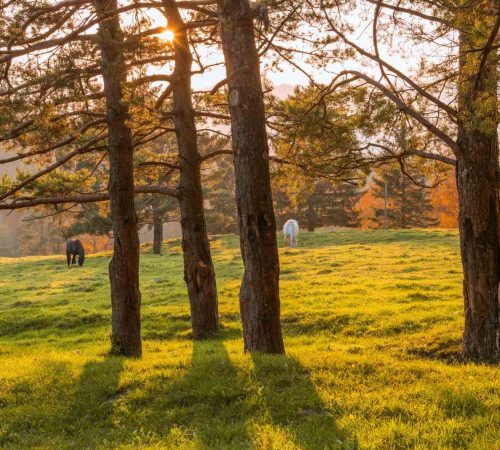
[430,169,459,228]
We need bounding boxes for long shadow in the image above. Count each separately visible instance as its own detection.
[0,357,124,448]
[59,356,124,447]
[126,337,251,448]
[251,353,358,449]
[0,360,73,448]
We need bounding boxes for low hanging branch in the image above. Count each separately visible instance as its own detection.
[0,134,108,202]
[0,185,179,210]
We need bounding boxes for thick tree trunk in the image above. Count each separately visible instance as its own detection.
[94,0,141,356]
[218,0,285,354]
[162,0,219,339]
[457,10,500,363]
[152,201,164,255]
[307,195,316,232]
[456,131,500,363]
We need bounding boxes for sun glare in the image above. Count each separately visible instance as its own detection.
[158,29,175,44]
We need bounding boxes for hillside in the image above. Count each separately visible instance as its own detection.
[0,230,498,449]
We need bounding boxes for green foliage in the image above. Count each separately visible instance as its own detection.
[372,168,438,229]
[275,181,361,230]
[272,83,367,202]
[63,210,112,238]
[200,134,238,234]
[0,230,499,449]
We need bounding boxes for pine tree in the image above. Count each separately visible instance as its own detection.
[322,184,361,227]
[372,168,438,229]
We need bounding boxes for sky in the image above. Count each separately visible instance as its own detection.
[141,3,432,98]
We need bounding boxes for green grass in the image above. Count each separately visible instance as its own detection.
[0,229,499,449]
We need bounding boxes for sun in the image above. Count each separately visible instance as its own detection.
[158,29,175,44]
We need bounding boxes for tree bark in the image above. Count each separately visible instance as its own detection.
[162,0,219,339]
[94,0,141,357]
[152,200,164,255]
[456,133,500,363]
[457,10,500,363]
[218,0,285,354]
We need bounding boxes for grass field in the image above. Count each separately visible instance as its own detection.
[0,229,499,449]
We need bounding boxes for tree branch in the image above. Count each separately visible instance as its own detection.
[0,185,179,210]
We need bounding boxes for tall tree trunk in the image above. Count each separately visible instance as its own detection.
[457,7,500,363]
[152,200,164,255]
[218,0,285,354]
[162,0,219,339]
[94,0,141,357]
[456,133,500,363]
[307,195,316,232]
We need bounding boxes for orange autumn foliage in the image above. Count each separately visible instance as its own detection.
[355,170,458,229]
[429,170,459,228]
[356,180,384,229]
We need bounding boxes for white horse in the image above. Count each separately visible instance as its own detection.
[283,219,299,248]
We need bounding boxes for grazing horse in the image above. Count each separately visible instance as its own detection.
[66,239,85,267]
[283,219,299,248]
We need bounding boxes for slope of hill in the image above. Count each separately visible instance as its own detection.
[0,230,498,449]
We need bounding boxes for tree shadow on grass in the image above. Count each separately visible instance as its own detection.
[251,353,358,449]
[59,355,124,447]
[125,337,252,448]
[0,356,124,449]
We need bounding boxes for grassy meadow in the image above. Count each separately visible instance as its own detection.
[0,229,499,449]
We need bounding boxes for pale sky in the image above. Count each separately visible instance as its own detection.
[140,4,435,97]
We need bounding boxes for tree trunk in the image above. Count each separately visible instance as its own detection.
[152,201,163,255]
[457,11,500,363]
[456,132,500,363]
[401,174,407,229]
[218,0,285,354]
[94,0,141,357]
[162,0,219,339]
[307,195,316,232]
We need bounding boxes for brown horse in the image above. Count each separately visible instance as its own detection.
[66,239,85,267]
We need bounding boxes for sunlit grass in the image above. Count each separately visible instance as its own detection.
[0,229,498,449]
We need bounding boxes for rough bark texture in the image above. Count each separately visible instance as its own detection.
[218,0,285,353]
[162,0,219,339]
[456,133,500,363]
[152,201,164,255]
[457,8,500,363]
[94,0,141,356]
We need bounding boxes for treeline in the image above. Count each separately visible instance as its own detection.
[0,0,498,362]
[0,154,458,258]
